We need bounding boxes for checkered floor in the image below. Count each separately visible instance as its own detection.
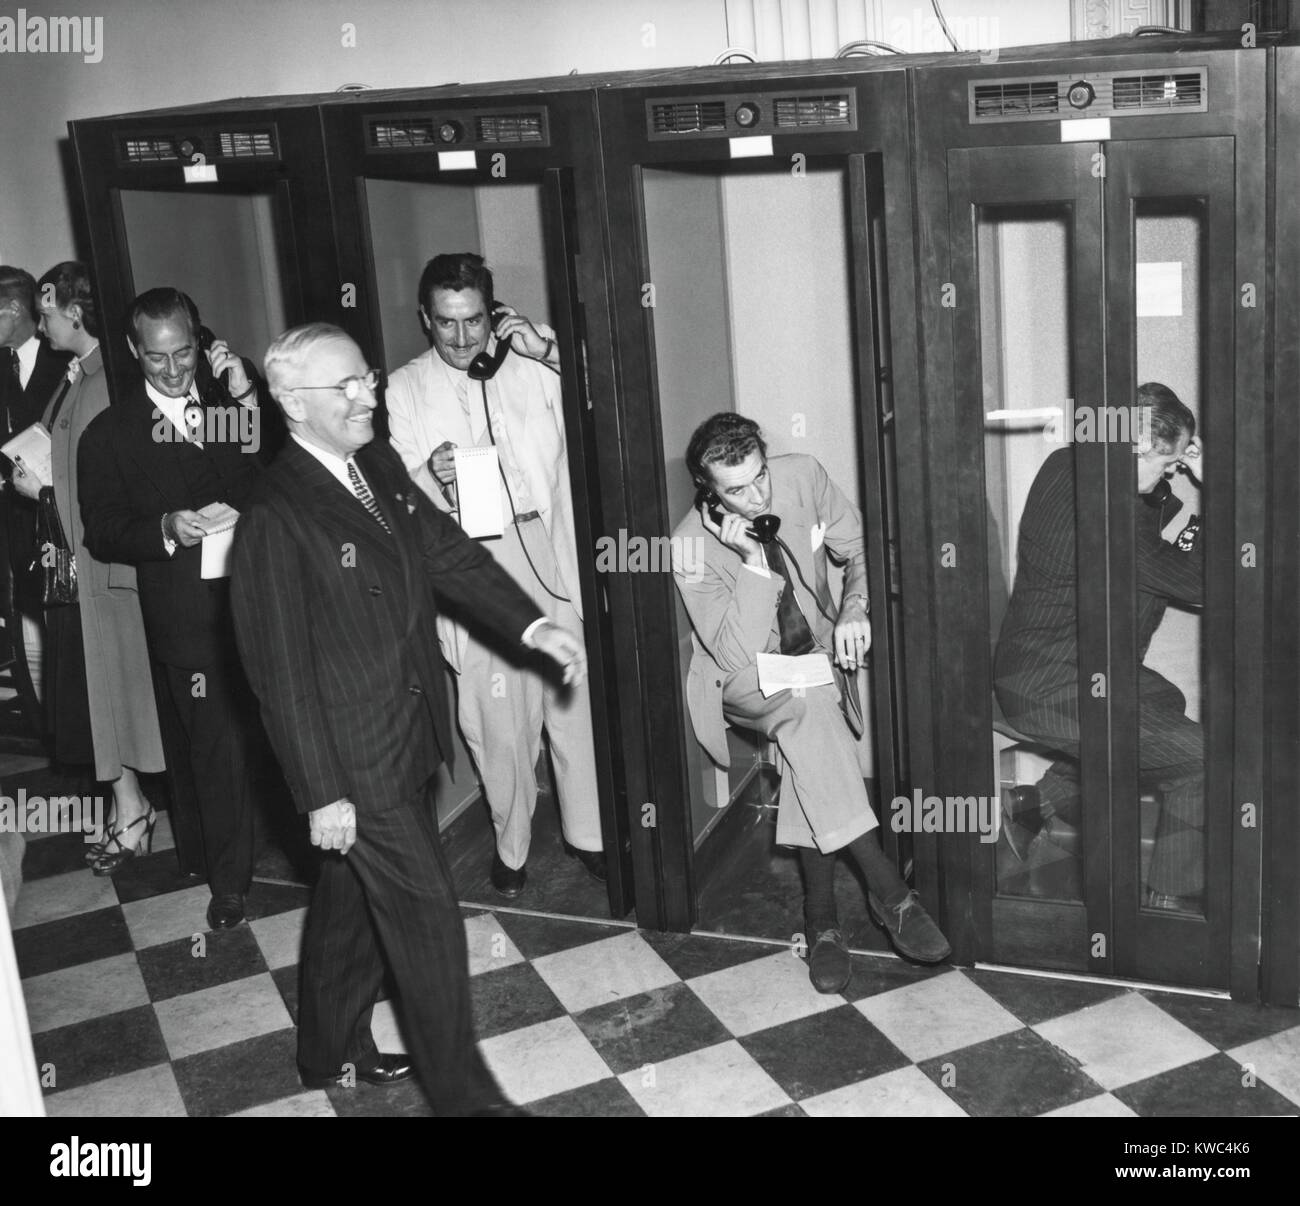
[9,756,1300,1117]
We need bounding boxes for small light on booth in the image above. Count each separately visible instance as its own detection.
[734,102,761,129]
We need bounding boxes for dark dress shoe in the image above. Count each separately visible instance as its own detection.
[206,893,246,930]
[490,852,526,898]
[300,1053,414,1089]
[806,928,852,993]
[568,846,607,884]
[1001,785,1044,861]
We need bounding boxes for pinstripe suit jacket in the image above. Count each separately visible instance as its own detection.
[230,436,541,816]
[994,447,1204,712]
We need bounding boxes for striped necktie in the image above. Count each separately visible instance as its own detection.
[346,460,391,533]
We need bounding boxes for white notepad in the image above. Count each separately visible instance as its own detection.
[1,423,52,488]
[756,651,835,699]
[196,502,239,579]
[454,445,504,538]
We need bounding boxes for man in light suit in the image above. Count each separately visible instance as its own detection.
[231,323,585,1114]
[0,265,72,719]
[672,412,949,992]
[386,253,603,898]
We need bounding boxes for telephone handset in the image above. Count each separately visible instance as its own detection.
[467,304,513,381]
[196,323,234,391]
[696,487,781,544]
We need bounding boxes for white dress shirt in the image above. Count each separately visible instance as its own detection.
[14,334,39,390]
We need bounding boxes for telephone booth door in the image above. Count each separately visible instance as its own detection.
[597,64,929,939]
[320,87,631,919]
[913,40,1267,992]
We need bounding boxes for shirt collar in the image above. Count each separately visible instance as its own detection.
[291,431,364,492]
[14,334,40,382]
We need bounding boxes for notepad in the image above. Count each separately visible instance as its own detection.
[1,423,52,488]
[454,445,504,538]
[196,502,239,579]
[756,651,835,699]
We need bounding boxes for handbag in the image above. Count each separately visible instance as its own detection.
[35,489,77,607]
[32,373,77,607]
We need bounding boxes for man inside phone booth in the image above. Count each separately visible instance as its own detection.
[386,252,606,900]
[672,412,951,992]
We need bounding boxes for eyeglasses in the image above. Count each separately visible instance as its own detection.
[293,369,381,402]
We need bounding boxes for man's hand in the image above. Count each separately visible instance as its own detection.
[163,509,208,548]
[309,799,357,855]
[428,440,458,486]
[833,596,871,671]
[530,620,587,686]
[204,337,252,399]
[700,501,765,568]
[10,458,41,500]
[492,306,553,363]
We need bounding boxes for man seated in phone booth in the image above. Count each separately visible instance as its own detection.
[671,413,950,993]
[385,252,604,898]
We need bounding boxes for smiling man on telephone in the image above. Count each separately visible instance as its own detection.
[386,252,604,900]
[672,412,950,991]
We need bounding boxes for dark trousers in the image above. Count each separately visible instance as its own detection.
[154,656,256,897]
[1001,666,1205,895]
[296,787,504,1115]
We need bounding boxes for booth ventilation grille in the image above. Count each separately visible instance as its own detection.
[647,90,856,139]
[368,108,550,152]
[969,68,1207,123]
[773,94,852,127]
[117,125,280,165]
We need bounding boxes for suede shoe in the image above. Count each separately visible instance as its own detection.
[490,852,526,898]
[806,928,852,993]
[868,891,952,964]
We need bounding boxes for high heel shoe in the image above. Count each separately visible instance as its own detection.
[90,808,156,876]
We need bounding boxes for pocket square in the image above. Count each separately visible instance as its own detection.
[811,523,826,551]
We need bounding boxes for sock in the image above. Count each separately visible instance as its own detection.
[798,846,839,933]
[845,833,909,908]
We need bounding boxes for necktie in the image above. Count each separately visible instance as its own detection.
[9,348,21,390]
[183,395,205,448]
[764,540,815,655]
[346,460,391,534]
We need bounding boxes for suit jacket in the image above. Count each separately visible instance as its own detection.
[229,437,543,816]
[386,340,582,669]
[671,453,868,768]
[994,446,1204,714]
[77,376,264,668]
[44,348,163,778]
[1,336,73,608]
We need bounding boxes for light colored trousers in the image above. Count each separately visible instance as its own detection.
[454,516,602,868]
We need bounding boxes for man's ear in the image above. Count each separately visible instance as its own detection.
[276,388,306,424]
[126,334,140,363]
[419,306,431,336]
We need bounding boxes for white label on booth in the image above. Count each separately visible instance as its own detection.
[729,135,773,159]
[1136,262,1184,317]
[437,150,478,171]
[183,163,218,184]
[1060,117,1110,143]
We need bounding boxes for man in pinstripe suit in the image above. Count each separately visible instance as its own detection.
[995,383,1205,911]
[230,324,585,1115]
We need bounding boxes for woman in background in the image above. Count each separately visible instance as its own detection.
[12,261,164,873]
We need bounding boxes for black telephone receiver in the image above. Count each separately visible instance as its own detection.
[196,323,233,391]
[467,304,512,381]
[696,487,781,544]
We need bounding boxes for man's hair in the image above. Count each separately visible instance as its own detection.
[417,252,494,314]
[264,322,354,403]
[126,286,196,347]
[1138,381,1195,451]
[0,266,38,324]
[38,261,100,339]
[685,412,768,486]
